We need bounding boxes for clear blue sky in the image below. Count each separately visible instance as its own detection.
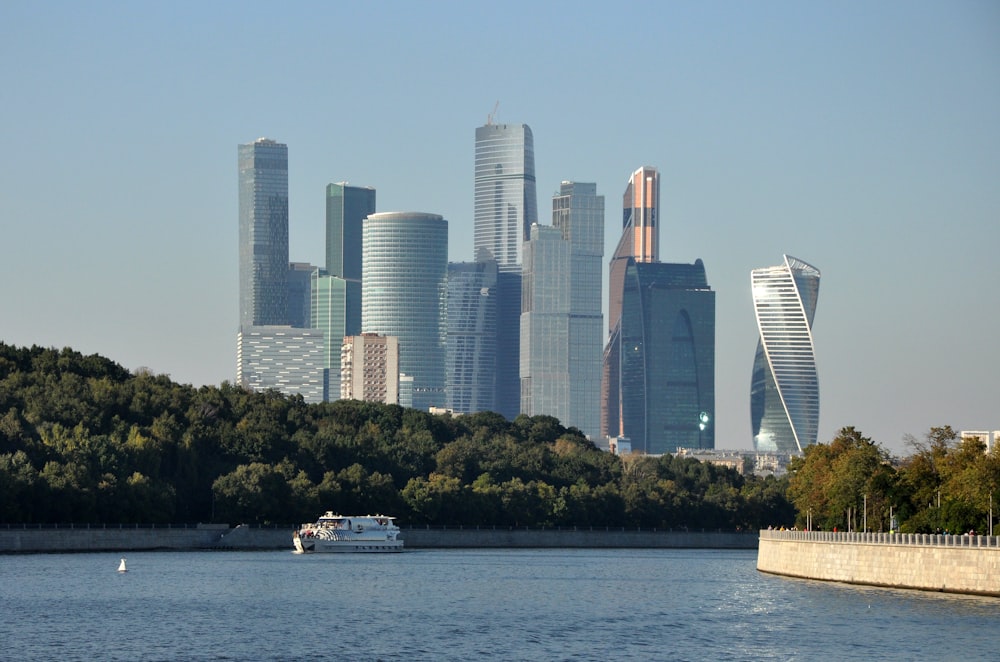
[2,1,998,455]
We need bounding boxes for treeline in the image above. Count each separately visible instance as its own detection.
[788,426,1000,534]
[0,343,792,529]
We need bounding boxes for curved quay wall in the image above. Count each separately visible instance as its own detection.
[757,529,1000,597]
[0,524,758,553]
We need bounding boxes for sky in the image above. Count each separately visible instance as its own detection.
[2,1,998,456]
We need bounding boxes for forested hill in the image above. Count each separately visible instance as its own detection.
[0,343,792,528]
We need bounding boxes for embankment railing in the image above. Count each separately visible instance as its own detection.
[760,529,1000,548]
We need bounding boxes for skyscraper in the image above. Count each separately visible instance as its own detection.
[520,224,571,423]
[238,138,288,329]
[606,259,716,454]
[287,262,317,328]
[474,123,537,270]
[362,212,448,412]
[552,182,604,440]
[603,167,661,441]
[608,167,659,337]
[311,270,347,401]
[474,122,537,420]
[446,260,498,415]
[750,255,821,453]
[326,183,375,337]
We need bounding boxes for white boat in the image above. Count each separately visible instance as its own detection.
[293,512,403,553]
[118,557,127,572]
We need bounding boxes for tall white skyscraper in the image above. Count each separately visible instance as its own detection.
[474,122,538,419]
[750,255,821,453]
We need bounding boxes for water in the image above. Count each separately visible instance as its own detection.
[1,549,996,661]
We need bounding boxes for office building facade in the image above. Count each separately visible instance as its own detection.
[552,181,604,439]
[474,123,537,420]
[325,183,375,337]
[287,262,317,328]
[606,259,715,454]
[236,326,325,403]
[750,255,820,453]
[362,212,448,412]
[311,271,347,401]
[520,224,571,423]
[474,123,537,270]
[238,138,289,329]
[446,260,498,415]
[603,167,661,441]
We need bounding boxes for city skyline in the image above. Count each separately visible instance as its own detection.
[3,3,998,455]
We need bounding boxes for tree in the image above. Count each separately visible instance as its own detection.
[788,427,894,531]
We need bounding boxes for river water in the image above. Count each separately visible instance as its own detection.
[1,549,995,661]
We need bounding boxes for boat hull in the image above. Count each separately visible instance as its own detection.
[294,538,403,554]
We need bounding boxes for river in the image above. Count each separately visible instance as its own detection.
[2,549,995,660]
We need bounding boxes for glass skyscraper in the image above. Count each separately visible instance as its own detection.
[603,167,660,441]
[326,182,375,337]
[311,271,347,401]
[608,259,716,454]
[238,138,288,329]
[362,212,448,412]
[446,260,498,415]
[474,123,537,420]
[608,167,659,338]
[520,224,571,423]
[750,255,820,453]
[287,262,317,328]
[474,123,537,270]
[549,182,604,439]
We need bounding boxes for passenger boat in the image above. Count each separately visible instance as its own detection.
[293,512,403,553]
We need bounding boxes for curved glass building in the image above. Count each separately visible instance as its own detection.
[362,212,448,411]
[750,255,820,453]
[605,258,715,454]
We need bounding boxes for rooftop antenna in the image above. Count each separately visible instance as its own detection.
[487,100,499,125]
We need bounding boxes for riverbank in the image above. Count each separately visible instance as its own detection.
[0,523,758,553]
[757,529,1000,597]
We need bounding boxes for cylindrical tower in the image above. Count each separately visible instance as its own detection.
[362,212,448,411]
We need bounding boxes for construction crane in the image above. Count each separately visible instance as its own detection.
[487,100,499,125]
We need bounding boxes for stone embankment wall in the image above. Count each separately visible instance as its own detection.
[757,529,1000,596]
[0,525,757,553]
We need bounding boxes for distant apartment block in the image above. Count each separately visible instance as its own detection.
[340,333,399,404]
[960,431,999,453]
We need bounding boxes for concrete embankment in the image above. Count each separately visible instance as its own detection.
[757,529,1000,596]
[0,524,757,553]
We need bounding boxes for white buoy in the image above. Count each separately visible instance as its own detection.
[118,557,127,573]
